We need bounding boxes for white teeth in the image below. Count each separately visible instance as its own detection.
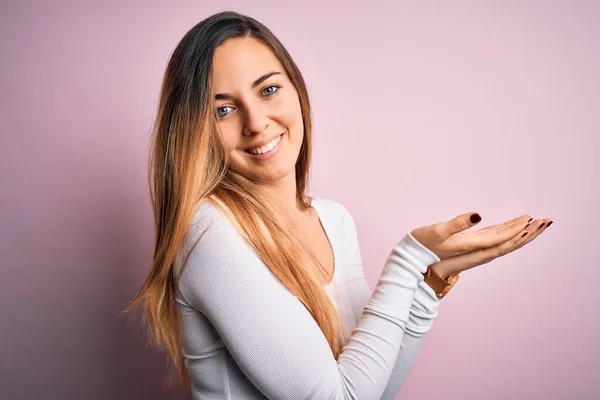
[249,135,281,155]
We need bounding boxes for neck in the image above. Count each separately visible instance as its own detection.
[257,173,307,222]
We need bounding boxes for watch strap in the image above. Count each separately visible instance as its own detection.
[423,267,459,299]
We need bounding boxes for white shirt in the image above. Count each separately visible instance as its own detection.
[176,197,442,399]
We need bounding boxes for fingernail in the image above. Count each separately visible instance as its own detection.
[528,218,533,223]
[470,213,481,223]
[538,223,545,230]
[522,232,528,238]
[547,221,553,227]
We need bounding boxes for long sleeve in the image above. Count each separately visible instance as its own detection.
[177,202,440,400]
[340,205,442,400]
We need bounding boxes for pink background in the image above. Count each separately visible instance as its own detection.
[2,1,599,399]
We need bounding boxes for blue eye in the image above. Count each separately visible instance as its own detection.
[216,86,279,120]
[216,106,233,118]
[262,85,279,96]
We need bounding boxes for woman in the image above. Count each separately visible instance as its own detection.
[127,11,552,399]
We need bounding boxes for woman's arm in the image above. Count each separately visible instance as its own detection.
[340,205,442,399]
[177,203,439,400]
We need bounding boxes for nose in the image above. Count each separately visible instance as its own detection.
[242,101,270,136]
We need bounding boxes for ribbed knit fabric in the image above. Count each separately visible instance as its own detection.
[175,198,443,399]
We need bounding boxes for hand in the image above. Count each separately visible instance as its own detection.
[410,212,533,260]
[430,218,553,278]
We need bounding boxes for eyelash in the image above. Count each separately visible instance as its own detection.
[216,85,281,119]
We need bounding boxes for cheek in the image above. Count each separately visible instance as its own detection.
[280,97,303,134]
[219,127,240,154]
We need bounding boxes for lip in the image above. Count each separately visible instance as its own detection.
[244,133,283,160]
[245,134,284,151]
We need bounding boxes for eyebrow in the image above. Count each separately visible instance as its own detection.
[214,71,281,101]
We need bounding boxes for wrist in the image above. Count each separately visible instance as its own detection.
[422,266,460,300]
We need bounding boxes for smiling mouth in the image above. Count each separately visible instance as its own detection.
[244,134,283,155]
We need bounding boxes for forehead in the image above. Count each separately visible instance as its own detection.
[212,37,285,89]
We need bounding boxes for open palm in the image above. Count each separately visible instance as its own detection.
[410,212,553,278]
[431,218,552,277]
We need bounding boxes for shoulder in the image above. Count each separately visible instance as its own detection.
[176,198,245,274]
[176,198,267,308]
[182,200,234,247]
[189,198,232,233]
[310,197,357,233]
[311,197,348,218]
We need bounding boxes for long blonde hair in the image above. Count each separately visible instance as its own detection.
[125,11,346,384]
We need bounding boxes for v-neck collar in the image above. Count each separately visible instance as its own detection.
[309,198,338,288]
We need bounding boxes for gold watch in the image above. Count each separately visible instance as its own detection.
[422,267,459,299]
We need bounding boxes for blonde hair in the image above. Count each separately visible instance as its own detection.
[124,11,346,384]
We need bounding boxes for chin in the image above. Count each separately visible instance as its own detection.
[250,166,295,184]
[230,144,300,183]
[227,161,293,184]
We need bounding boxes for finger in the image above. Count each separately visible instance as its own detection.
[506,219,551,254]
[476,214,524,231]
[496,215,533,235]
[442,212,483,238]
[456,215,532,252]
[476,214,531,234]
[432,231,523,275]
[437,218,552,275]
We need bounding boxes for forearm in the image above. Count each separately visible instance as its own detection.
[379,279,441,399]
[341,203,444,397]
